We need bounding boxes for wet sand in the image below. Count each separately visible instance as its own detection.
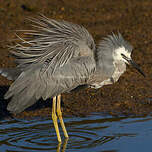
[0,0,152,119]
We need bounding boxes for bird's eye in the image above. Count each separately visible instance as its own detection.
[121,53,127,59]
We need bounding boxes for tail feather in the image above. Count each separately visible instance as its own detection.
[5,72,29,99]
[0,68,21,80]
[7,91,36,113]
[4,65,45,114]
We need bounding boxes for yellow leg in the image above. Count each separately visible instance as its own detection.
[52,96,62,143]
[57,94,69,138]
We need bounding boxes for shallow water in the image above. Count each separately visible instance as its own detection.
[0,113,152,152]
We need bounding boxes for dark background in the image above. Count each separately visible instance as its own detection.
[0,0,152,118]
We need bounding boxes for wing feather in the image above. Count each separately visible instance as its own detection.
[10,15,95,74]
[3,15,96,113]
[5,56,96,113]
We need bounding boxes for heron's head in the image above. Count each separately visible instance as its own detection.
[111,33,145,77]
[98,33,145,77]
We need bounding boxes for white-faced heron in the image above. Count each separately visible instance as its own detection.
[0,15,145,142]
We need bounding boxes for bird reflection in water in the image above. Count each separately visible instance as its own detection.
[57,138,68,152]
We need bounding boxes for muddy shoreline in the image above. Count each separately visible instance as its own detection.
[0,0,152,119]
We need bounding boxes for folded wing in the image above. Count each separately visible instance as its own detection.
[5,56,96,113]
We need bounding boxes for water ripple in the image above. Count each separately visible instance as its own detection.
[0,115,152,152]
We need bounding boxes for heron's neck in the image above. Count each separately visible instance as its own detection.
[96,54,114,78]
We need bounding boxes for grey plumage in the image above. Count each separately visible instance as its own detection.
[10,15,95,73]
[0,15,144,114]
[0,68,21,80]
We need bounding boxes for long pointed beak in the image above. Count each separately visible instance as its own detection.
[128,59,146,77]
[121,54,145,77]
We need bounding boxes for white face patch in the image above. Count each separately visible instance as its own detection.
[113,47,131,64]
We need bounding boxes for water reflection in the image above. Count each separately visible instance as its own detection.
[57,138,68,152]
[0,114,152,152]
